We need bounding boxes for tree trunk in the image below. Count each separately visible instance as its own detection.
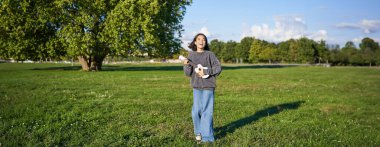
[78,56,90,71]
[78,55,106,71]
[91,54,106,71]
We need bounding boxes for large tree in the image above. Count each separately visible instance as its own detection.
[297,37,316,63]
[222,40,237,63]
[209,39,224,59]
[57,0,191,70]
[259,43,277,64]
[341,41,361,65]
[328,44,343,65]
[0,0,191,70]
[288,39,299,63]
[359,37,379,66]
[235,37,254,63]
[277,41,290,63]
[315,40,329,64]
[249,39,268,63]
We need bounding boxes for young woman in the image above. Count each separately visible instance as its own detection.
[183,33,222,143]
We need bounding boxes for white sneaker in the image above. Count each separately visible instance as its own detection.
[195,134,202,143]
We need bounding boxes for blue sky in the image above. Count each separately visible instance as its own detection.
[180,0,380,48]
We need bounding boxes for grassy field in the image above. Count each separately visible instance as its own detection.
[0,63,379,146]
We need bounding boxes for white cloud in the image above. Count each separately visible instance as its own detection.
[191,26,211,36]
[242,16,327,42]
[336,19,380,34]
[189,26,221,41]
[352,37,362,45]
[361,20,380,33]
[352,37,380,45]
[309,30,328,41]
[197,26,211,36]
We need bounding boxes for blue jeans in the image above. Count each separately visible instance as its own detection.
[192,88,215,142]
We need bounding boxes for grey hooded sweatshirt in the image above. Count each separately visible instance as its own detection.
[183,51,222,89]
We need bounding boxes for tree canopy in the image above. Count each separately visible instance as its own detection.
[0,0,191,70]
[0,0,64,61]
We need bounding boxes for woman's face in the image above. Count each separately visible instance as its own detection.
[195,35,206,50]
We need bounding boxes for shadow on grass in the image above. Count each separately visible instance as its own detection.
[222,64,297,70]
[103,65,183,71]
[32,66,82,71]
[214,100,305,139]
[31,64,297,71]
[31,65,183,71]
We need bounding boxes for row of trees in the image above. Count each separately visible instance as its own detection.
[208,37,380,66]
[1,0,379,69]
[0,0,191,70]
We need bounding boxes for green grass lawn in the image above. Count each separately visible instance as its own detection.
[1,63,379,146]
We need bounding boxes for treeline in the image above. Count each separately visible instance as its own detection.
[207,37,380,66]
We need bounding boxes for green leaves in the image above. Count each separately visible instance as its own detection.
[103,0,190,58]
[0,0,191,69]
[0,0,61,60]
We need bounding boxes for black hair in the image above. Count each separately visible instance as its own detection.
[188,33,210,51]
